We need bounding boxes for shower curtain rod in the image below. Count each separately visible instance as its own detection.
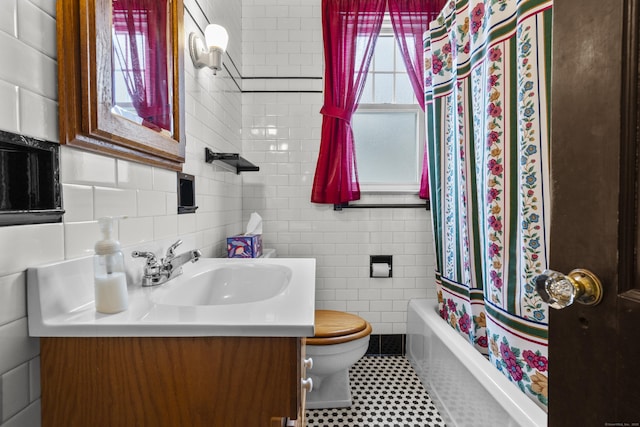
[333,201,430,211]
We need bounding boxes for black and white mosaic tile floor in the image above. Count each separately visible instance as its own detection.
[305,356,446,427]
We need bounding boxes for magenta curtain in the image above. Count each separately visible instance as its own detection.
[388,0,445,199]
[311,0,386,204]
[112,0,171,133]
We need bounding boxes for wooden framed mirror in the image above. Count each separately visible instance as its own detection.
[57,0,185,171]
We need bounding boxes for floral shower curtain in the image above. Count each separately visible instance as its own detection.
[424,0,552,410]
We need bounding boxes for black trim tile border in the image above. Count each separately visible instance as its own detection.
[366,334,406,356]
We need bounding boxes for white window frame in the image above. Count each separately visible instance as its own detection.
[354,21,425,194]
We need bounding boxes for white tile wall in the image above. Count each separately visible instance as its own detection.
[0,0,438,423]
[241,0,437,336]
[0,0,243,425]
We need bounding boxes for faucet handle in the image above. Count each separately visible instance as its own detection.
[166,239,183,258]
[131,251,158,265]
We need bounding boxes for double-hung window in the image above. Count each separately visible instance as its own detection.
[352,16,424,193]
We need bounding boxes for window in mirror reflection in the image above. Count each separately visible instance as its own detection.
[111,0,173,136]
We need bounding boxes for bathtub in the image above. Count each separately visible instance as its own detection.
[407,299,547,427]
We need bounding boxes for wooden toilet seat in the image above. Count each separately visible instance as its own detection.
[307,310,372,345]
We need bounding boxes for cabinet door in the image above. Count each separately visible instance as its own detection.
[41,336,301,427]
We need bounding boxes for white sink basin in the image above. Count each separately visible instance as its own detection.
[151,264,292,306]
[27,257,315,337]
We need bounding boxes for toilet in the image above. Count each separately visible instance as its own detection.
[306,309,372,409]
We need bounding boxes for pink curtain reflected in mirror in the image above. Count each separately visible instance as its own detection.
[112,0,173,135]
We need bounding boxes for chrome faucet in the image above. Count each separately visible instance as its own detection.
[132,239,202,287]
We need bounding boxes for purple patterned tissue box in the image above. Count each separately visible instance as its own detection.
[227,234,263,258]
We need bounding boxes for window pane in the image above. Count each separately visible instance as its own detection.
[394,35,415,69]
[360,75,373,104]
[395,41,405,70]
[374,74,393,103]
[395,73,415,104]
[352,112,418,184]
[374,36,394,72]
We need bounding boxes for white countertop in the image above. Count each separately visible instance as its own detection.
[27,256,316,337]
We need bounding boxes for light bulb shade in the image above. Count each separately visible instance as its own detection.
[204,24,229,52]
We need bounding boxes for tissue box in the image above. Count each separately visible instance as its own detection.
[227,234,263,258]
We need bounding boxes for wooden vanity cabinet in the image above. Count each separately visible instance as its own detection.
[40,336,306,427]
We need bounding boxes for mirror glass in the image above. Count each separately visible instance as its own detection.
[57,0,185,171]
[111,0,173,136]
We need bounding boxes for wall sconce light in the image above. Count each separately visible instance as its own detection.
[188,24,229,74]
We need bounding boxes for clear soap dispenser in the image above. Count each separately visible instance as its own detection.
[94,217,129,314]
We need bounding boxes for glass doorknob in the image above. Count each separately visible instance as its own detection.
[535,269,603,309]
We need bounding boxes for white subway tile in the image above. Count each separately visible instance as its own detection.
[382,311,405,324]
[0,81,19,134]
[118,217,154,247]
[335,289,358,301]
[315,289,335,301]
[315,266,335,279]
[334,266,359,278]
[276,17,300,30]
[392,323,407,334]
[17,0,56,58]
[0,224,63,275]
[404,265,428,278]
[404,288,429,300]
[178,214,197,235]
[347,300,370,312]
[166,192,178,215]
[0,0,17,37]
[60,147,117,186]
[94,187,137,219]
[137,190,167,217]
[242,5,267,19]
[1,400,40,427]
[393,300,410,312]
[393,278,416,289]
[320,278,347,290]
[117,161,153,190]
[0,273,25,327]
[370,300,393,312]
[28,0,56,17]
[345,277,367,289]
[265,5,288,18]
[152,168,177,192]
[321,301,347,312]
[369,278,394,290]
[0,319,39,376]
[29,356,40,402]
[359,289,381,301]
[372,322,393,335]
[64,221,100,259]
[0,31,56,99]
[62,184,93,223]
[380,289,405,301]
[153,216,178,240]
[289,6,313,18]
[2,362,30,421]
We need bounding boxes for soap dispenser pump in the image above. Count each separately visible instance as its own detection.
[94,217,129,314]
